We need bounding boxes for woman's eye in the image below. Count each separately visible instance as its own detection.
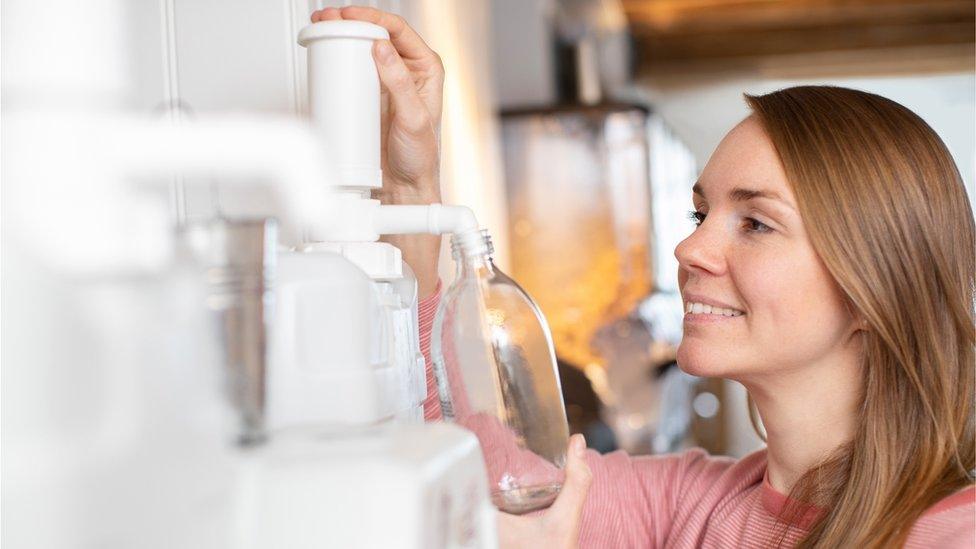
[688,210,706,227]
[744,217,773,233]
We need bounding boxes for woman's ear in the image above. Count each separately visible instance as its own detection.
[843,299,869,334]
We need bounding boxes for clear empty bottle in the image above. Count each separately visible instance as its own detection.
[431,229,570,514]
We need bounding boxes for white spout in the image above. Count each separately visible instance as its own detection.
[372,204,488,259]
[372,204,479,236]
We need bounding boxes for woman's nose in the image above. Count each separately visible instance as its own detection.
[675,220,726,277]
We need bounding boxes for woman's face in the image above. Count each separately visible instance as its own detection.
[675,117,856,380]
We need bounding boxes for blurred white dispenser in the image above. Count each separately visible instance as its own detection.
[249,20,498,548]
[3,2,497,546]
[4,4,563,545]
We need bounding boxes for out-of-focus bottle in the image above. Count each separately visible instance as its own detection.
[432,229,570,514]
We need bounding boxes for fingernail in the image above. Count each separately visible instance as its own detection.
[375,40,395,64]
[573,435,586,457]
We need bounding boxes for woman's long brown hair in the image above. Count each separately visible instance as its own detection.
[744,86,975,548]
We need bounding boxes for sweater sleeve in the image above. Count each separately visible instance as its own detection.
[418,281,443,421]
[577,447,725,548]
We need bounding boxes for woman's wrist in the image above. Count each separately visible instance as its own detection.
[373,174,441,206]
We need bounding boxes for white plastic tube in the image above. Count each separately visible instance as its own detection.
[372,203,479,236]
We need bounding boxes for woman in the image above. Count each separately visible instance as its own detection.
[311,7,975,548]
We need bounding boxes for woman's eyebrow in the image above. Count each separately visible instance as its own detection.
[693,182,796,212]
[728,187,796,212]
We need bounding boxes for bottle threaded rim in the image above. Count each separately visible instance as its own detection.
[451,228,493,259]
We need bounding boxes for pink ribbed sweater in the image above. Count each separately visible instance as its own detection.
[417,289,975,548]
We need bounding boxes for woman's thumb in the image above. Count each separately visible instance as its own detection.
[548,434,593,523]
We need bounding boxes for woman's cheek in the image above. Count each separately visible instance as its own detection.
[750,253,850,367]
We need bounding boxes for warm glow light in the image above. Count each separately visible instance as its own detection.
[416,0,510,278]
[503,110,652,370]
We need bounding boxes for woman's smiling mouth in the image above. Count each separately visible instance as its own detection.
[684,301,745,317]
[681,293,746,320]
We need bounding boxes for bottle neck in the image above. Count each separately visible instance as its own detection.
[451,229,496,277]
[456,251,495,276]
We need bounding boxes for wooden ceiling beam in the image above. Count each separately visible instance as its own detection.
[623,0,973,33]
[622,0,975,74]
[637,22,974,61]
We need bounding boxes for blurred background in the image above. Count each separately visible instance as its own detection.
[486,0,976,458]
[47,0,976,459]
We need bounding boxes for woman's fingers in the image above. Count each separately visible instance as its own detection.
[307,7,443,127]
[309,7,339,22]
[338,6,439,65]
[372,40,430,135]
[310,6,441,72]
[312,7,341,22]
[497,512,536,548]
[546,434,593,530]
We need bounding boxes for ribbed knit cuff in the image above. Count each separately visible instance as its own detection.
[418,279,443,421]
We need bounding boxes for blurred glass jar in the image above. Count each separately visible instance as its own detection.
[431,230,570,514]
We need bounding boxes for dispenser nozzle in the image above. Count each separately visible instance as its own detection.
[371,203,478,236]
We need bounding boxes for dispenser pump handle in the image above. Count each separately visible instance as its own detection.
[298,21,390,190]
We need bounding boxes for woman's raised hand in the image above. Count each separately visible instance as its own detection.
[310,6,443,205]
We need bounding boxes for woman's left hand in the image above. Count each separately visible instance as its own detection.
[497,435,593,548]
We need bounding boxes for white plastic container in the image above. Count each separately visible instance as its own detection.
[239,423,497,548]
[268,251,427,429]
[298,21,389,190]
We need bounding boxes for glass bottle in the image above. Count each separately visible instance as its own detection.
[431,229,570,514]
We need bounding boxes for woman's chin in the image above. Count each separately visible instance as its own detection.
[677,342,733,378]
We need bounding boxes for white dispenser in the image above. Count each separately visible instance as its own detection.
[267,21,482,430]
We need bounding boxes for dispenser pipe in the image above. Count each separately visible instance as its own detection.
[372,203,479,236]
[110,116,335,230]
